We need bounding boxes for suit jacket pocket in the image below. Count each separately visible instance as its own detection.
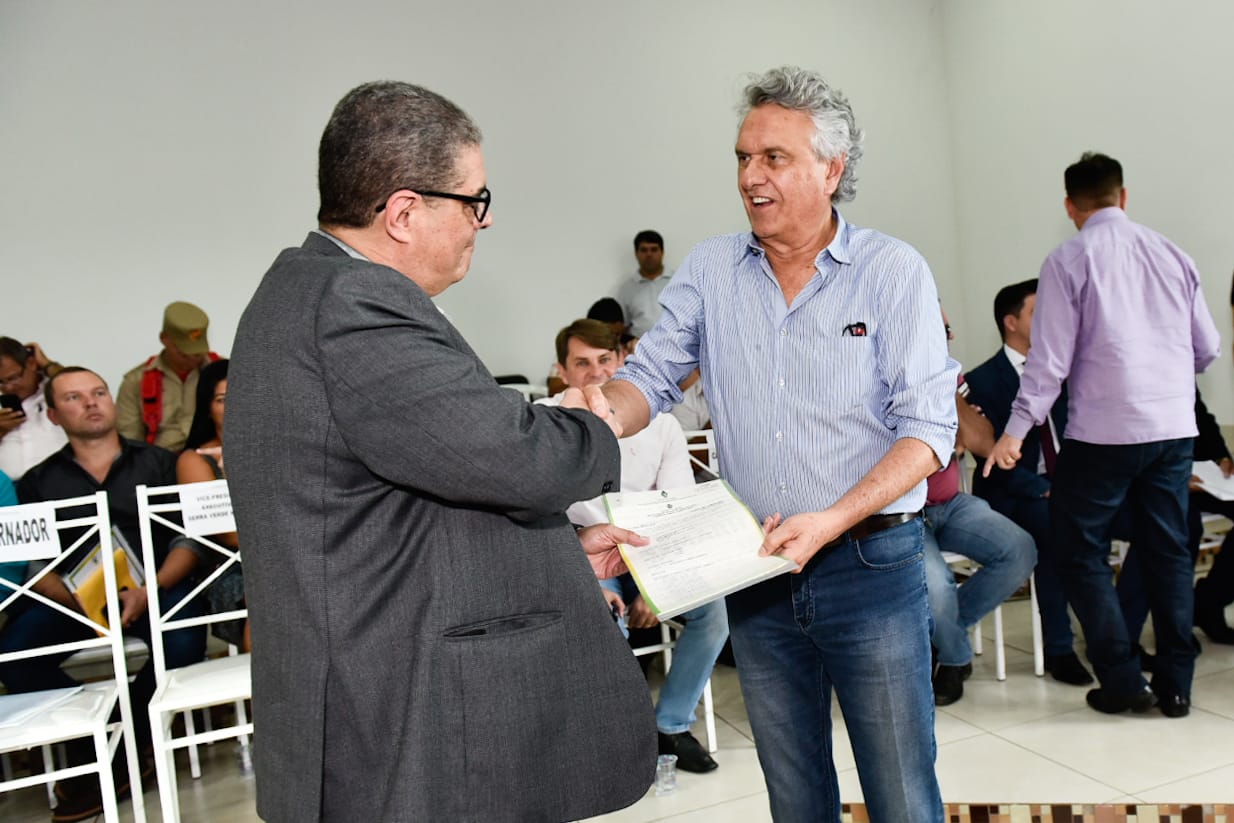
[444,610,572,821]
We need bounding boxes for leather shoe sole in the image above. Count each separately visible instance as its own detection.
[932,662,971,707]
[1157,693,1190,718]
[1044,652,1094,686]
[658,731,718,773]
[1085,686,1155,714]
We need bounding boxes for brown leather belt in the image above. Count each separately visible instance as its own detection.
[821,511,922,550]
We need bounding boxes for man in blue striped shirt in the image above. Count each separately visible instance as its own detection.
[595,67,956,823]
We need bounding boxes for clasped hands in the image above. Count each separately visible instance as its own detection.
[559,384,623,437]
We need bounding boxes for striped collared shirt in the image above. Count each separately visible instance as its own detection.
[614,212,958,521]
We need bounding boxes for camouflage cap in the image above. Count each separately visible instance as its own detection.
[162,301,210,355]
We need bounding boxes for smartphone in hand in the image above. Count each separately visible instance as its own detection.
[0,393,26,416]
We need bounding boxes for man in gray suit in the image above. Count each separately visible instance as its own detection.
[225,81,657,823]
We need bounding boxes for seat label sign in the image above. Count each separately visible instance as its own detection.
[181,479,236,537]
[0,502,60,561]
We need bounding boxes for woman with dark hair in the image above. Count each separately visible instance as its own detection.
[176,359,250,650]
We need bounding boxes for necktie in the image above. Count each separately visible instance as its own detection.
[1037,422,1057,477]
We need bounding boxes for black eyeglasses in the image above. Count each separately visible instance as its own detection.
[375,186,491,222]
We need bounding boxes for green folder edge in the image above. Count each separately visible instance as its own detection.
[602,478,765,619]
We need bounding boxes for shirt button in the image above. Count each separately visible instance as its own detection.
[775,431,783,441]
[779,328,788,337]
[779,483,787,492]
[778,379,785,387]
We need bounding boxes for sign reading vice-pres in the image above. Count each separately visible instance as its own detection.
[0,502,61,562]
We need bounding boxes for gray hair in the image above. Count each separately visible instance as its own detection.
[739,67,864,203]
[317,81,483,228]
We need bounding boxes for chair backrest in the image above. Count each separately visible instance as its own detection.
[683,429,719,479]
[0,492,129,672]
[501,383,549,402]
[136,481,245,682]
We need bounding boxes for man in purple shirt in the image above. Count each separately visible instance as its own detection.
[985,152,1221,719]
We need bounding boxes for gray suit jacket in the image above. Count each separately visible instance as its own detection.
[226,233,656,822]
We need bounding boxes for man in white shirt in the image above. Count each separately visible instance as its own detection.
[616,230,672,338]
[0,338,67,480]
[538,319,728,773]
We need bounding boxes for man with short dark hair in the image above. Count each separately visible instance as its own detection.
[617,229,672,337]
[115,301,218,451]
[225,81,655,823]
[0,338,67,479]
[539,319,728,774]
[985,152,1221,719]
[0,367,203,822]
[966,279,1095,686]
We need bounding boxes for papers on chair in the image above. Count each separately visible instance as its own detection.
[603,479,796,620]
[0,686,84,728]
[1193,461,1234,501]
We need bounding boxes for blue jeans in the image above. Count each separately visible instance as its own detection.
[1051,438,1195,697]
[922,494,1037,666]
[726,518,942,823]
[0,577,206,747]
[602,574,729,734]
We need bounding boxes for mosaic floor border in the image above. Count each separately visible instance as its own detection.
[840,804,1231,822]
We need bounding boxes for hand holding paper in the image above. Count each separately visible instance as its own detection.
[604,480,796,619]
[578,523,648,579]
[760,508,848,571]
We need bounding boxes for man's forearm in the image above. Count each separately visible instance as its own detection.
[600,379,652,439]
[828,437,941,528]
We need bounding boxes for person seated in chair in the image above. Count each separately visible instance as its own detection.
[537,319,728,773]
[922,310,1038,705]
[1118,387,1234,652]
[171,358,250,651]
[966,279,1098,687]
[0,367,206,823]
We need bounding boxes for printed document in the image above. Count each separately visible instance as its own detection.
[603,479,796,619]
[1193,460,1234,501]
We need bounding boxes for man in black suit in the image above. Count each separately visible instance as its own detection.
[966,279,1092,685]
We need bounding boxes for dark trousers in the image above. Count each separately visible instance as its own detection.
[1050,437,1195,697]
[992,495,1074,656]
[1119,490,1234,640]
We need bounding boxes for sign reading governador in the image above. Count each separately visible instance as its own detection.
[0,501,61,562]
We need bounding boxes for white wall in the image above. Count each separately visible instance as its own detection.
[942,0,1234,415]
[1,0,960,390]
[11,1,1224,419]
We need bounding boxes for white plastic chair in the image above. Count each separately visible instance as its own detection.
[948,453,1045,680]
[501,383,549,402]
[137,481,252,823]
[0,492,148,823]
[624,428,725,753]
[683,429,718,481]
[630,620,718,754]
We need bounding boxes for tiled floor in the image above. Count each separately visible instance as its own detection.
[3,598,1233,822]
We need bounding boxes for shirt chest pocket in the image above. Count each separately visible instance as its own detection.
[806,337,876,413]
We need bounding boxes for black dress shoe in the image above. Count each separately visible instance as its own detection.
[658,731,718,773]
[1085,685,1155,714]
[1157,692,1191,718]
[1195,605,1234,645]
[52,787,105,823]
[932,662,971,706]
[1044,652,1094,685]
